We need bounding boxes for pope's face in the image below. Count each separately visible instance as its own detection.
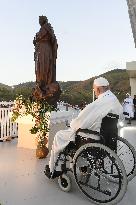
[93,84,100,98]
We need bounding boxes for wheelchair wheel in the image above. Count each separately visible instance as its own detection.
[58,174,71,192]
[117,136,136,181]
[73,143,127,205]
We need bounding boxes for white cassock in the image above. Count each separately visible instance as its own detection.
[49,90,123,173]
[123,97,134,118]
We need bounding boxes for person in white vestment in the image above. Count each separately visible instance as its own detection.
[122,93,134,124]
[44,77,123,178]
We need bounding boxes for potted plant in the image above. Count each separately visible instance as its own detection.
[11,95,56,158]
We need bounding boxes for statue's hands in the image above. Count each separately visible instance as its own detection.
[33,32,40,43]
[33,39,36,45]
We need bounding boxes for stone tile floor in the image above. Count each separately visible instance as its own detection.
[0,121,136,205]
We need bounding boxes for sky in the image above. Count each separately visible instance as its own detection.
[0,0,136,86]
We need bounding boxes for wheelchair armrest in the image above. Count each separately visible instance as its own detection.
[76,128,105,144]
[76,128,100,135]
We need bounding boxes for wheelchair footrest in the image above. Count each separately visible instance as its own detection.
[44,165,64,179]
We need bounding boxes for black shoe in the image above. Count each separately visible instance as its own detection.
[44,165,63,179]
[44,165,51,179]
[51,170,63,179]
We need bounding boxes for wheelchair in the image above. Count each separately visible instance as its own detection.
[49,114,136,205]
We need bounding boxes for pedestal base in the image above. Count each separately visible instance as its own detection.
[36,146,49,159]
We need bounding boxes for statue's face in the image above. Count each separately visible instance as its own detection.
[39,17,46,26]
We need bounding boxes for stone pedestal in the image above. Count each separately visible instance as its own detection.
[16,110,76,151]
[17,115,37,149]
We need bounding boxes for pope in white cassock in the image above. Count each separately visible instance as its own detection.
[45,77,123,178]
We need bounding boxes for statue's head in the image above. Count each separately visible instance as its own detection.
[39,15,48,26]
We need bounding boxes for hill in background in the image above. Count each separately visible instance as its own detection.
[60,69,130,105]
[0,69,130,105]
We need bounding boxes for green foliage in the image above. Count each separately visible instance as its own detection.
[11,95,56,147]
[0,87,15,101]
[0,69,130,105]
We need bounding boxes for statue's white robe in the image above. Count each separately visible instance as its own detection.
[49,90,123,173]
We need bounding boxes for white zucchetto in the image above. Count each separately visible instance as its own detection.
[93,77,109,87]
